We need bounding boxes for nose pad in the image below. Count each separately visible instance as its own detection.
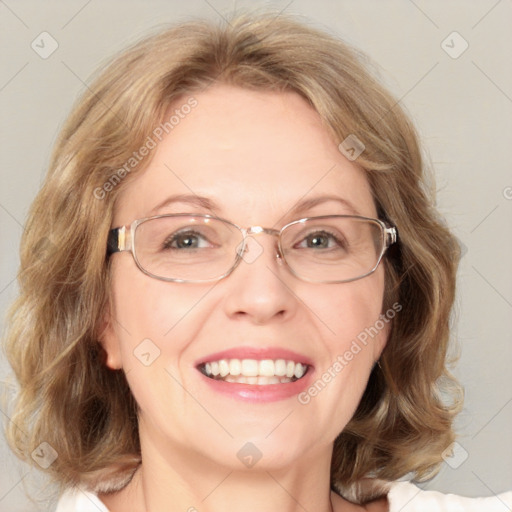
[237,235,286,267]
[232,227,287,279]
[275,243,284,261]
[236,235,265,265]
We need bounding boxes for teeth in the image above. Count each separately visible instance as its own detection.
[241,359,259,377]
[201,358,308,383]
[229,359,241,376]
[210,361,219,376]
[294,363,305,379]
[286,361,295,378]
[221,374,293,385]
[219,359,230,377]
[259,359,275,377]
[275,359,287,376]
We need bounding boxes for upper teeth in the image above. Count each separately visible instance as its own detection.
[203,359,307,379]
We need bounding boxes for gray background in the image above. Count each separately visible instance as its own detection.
[1,1,511,510]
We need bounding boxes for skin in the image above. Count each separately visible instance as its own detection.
[100,84,389,512]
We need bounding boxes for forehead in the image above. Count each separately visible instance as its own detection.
[113,85,375,225]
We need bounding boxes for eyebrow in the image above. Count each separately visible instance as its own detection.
[149,193,362,218]
[149,194,220,216]
[287,195,362,217]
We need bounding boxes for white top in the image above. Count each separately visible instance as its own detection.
[55,481,512,511]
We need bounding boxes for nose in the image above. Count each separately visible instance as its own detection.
[222,234,298,325]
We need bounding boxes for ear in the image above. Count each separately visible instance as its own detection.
[372,317,390,363]
[97,308,123,370]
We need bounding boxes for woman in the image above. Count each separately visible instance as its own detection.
[4,13,511,512]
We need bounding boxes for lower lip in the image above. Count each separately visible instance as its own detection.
[198,369,314,402]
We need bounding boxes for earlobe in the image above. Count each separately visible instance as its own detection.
[372,321,390,363]
[97,311,123,370]
[103,344,123,370]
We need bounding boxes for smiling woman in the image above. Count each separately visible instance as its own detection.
[3,12,510,512]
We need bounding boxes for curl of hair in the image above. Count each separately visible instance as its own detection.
[3,12,462,504]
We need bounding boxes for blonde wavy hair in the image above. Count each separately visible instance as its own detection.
[3,12,462,503]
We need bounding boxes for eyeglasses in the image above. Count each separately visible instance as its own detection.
[107,214,397,284]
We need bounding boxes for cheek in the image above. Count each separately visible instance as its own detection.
[110,258,209,348]
[108,258,217,395]
[108,266,214,425]
[316,268,386,350]
[297,269,387,433]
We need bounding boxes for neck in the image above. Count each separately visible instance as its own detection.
[140,463,335,512]
[101,424,347,512]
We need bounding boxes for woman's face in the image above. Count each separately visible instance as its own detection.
[102,84,388,472]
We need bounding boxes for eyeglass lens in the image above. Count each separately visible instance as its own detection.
[133,215,384,283]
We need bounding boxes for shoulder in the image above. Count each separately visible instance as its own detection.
[55,487,109,512]
[334,478,512,511]
[387,480,512,512]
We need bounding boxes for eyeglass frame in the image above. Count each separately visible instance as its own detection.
[107,213,398,284]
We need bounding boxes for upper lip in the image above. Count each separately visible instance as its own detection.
[195,347,314,367]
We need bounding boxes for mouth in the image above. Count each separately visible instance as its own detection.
[198,358,310,385]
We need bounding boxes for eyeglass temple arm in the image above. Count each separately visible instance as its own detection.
[385,225,398,246]
[107,226,131,255]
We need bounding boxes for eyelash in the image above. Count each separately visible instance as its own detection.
[162,230,210,250]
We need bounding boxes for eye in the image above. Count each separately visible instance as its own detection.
[295,230,347,250]
[162,229,212,250]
